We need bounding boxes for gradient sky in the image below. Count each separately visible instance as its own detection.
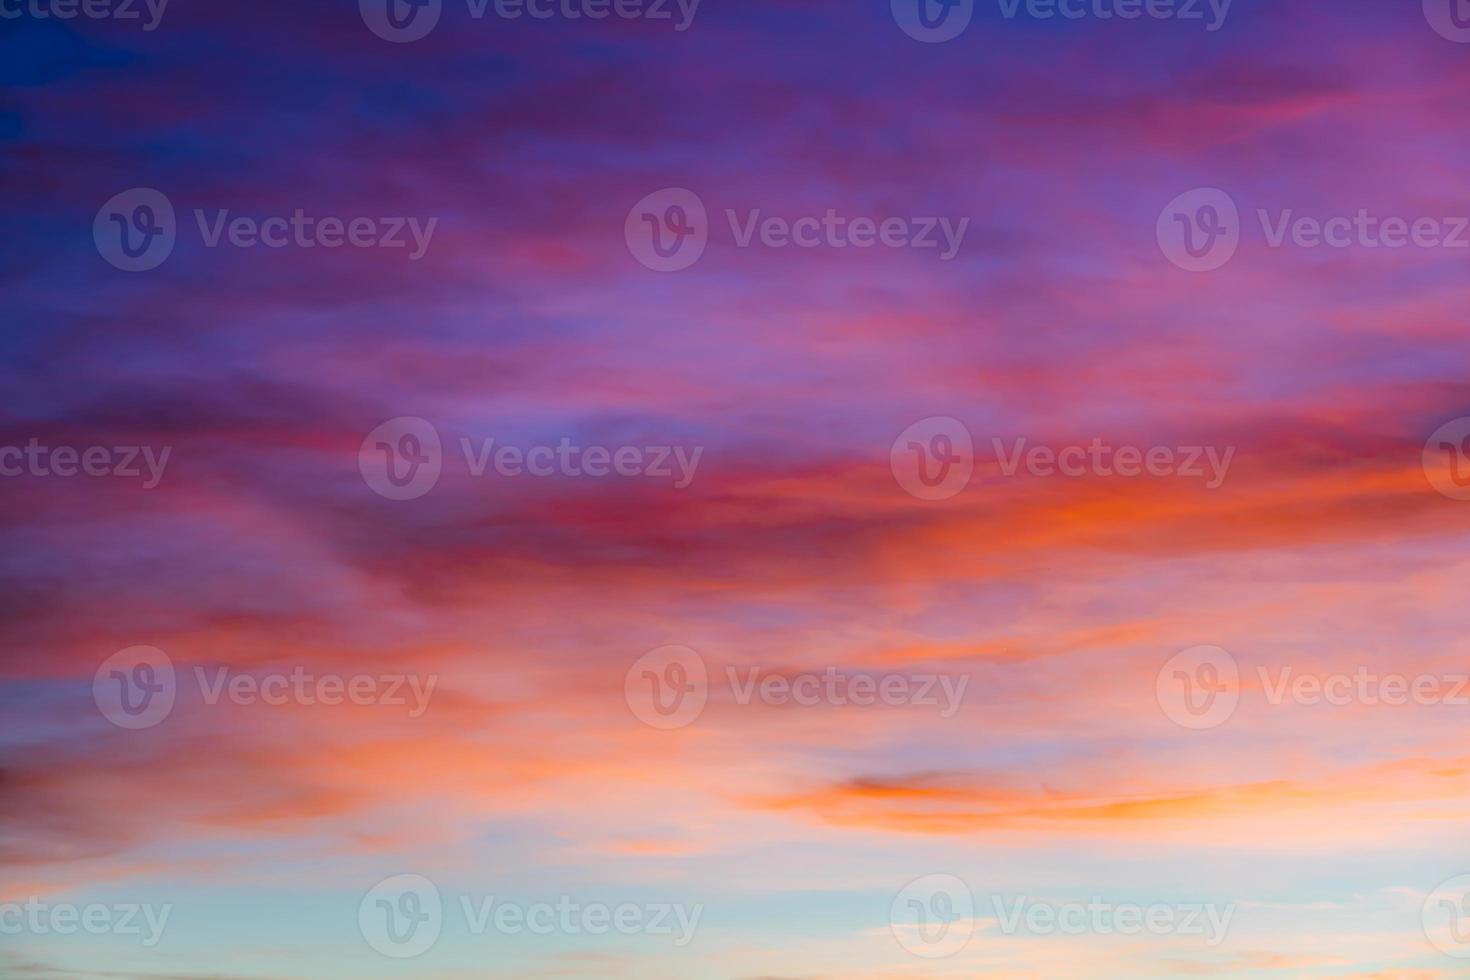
[6,0,1470,977]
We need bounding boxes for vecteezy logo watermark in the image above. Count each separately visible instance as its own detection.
[891,420,1235,501]
[1424,0,1470,42]
[0,898,172,947]
[989,895,1234,945]
[1157,645,1470,730]
[1159,188,1470,271]
[892,0,974,42]
[1423,418,1470,501]
[360,0,700,42]
[94,188,176,272]
[360,0,443,42]
[360,874,443,958]
[1156,645,1239,730]
[93,646,177,730]
[359,417,704,500]
[358,874,703,958]
[890,874,975,958]
[624,647,970,730]
[359,417,443,501]
[95,189,438,270]
[0,439,172,487]
[891,417,975,501]
[625,645,709,730]
[625,189,970,271]
[1157,188,1240,272]
[995,438,1235,488]
[93,647,438,729]
[0,0,169,30]
[1424,874,1470,958]
[625,188,708,272]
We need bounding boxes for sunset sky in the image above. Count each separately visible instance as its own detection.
[6,0,1470,977]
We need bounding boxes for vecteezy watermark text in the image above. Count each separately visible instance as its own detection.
[889,875,1233,959]
[359,417,703,500]
[0,440,170,488]
[0,898,171,947]
[1158,188,1470,271]
[889,417,1235,501]
[626,188,969,271]
[726,666,967,716]
[93,646,437,730]
[195,666,437,718]
[891,0,1229,43]
[1156,644,1470,730]
[360,0,700,43]
[193,210,436,259]
[995,0,1230,29]
[460,437,700,486]
[624,645,969,729]
[95,188,438,271]
[358,874,702,958]
[989,895,1234,945]
[725,210,969,260]
[0,0,168,29]
[993,437,1234,488]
